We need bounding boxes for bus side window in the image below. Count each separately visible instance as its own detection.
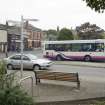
[95,43,104,52]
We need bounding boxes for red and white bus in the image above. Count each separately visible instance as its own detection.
[43,39,105,61]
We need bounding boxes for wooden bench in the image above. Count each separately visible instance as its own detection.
[34,70,80,88]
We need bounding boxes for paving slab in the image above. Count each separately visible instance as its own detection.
[31,80,105,102]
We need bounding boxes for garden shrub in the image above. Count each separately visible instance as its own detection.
[0,60,35,105]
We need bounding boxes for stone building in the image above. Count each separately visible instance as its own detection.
[25,22,43,49]
[0,21,43,52]
[0,29,7,52]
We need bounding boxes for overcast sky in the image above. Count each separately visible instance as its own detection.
[0,0,105,30]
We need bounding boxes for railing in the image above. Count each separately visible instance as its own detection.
[18,76,34,97]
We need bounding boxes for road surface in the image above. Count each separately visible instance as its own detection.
[51,64,105,82]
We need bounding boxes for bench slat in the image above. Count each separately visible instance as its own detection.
[54,72,77,76]
[37,75,55,79]
[56,77,77,81]
[55,75,77,77]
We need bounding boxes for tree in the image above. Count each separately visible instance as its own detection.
[44,29,58,41]
[47,29,57,36]
[76,22,104,39]
[57,28,74,40]
[83,0,105,13]
[100,33,105,39]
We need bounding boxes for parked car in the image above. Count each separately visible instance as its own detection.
[4,54,53,70]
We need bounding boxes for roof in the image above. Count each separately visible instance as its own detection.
[0,23,42,35]
[44,39,105,44]
[24,23,42,31]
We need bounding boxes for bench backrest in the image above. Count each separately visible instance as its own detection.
[35,71,55,80]
[54,72,78,82]
[34,71,79,82]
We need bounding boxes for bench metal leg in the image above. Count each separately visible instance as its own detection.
[76,73,80,89]
[38,79,40,83]
[77,81,80,89]
[36,79,40,85]
[36,79,38,85]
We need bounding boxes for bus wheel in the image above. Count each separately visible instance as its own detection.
[56,55,62,61]
[84,55,91,62]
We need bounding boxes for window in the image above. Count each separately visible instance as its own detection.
[45,44,72,51]
[10,55,21,60]
[15,35,20,40]
[23,56,30,60]
[45,43,104,52]
[71,44,81,52]
[95,43,104,52]
[79,43,96,52]
[45,44,55,50]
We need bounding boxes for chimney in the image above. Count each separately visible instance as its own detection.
[25,20,29,29]
[6,21,8,26]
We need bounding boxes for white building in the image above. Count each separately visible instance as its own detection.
[0,30,7,52]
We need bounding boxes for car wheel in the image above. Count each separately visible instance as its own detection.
[84,55,91,62]
[33,65,41,70]
[56,55,62,61]
[7,64,13,70]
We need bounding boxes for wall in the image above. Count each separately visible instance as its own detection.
[0,30,7,52]
[0,30,7,42]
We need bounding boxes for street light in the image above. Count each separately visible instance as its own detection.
[7,16,38,78]
[20,16,38,78]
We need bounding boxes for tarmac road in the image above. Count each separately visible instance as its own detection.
[51,64,105,82]
[8,63,105,83]
[4,49,105,82]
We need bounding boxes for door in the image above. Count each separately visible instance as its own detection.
[22,55,33,69]
[9,55,21,69]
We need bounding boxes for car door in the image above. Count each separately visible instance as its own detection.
[23,55,33,69]
[9,55,21,69]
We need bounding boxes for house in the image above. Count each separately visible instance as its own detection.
[0,29,7,52]
[25,21,43,49]
[7,26,28,51]
[0,21,44,52]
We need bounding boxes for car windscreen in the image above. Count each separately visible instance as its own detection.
[27,54,38,60]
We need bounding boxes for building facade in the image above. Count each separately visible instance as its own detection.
[25,23,43,49]
[0,22,43,52]
[7,26,28,51]
[0,30,7,52]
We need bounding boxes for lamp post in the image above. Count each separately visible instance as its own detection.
[20,16,38,78]
[20,16,24,78]
[7,16,38,78]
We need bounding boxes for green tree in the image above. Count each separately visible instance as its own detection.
[74,34,80,40]
[76,22,104,39]
[57,28,74,40]
[47,29,57,36]
[44,29,58,40]
[83,0,105,13]
[100,33,105,39]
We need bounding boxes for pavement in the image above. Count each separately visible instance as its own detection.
[34,81,105,103]
[8,70,105,104]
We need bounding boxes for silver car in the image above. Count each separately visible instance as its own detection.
[4,54,53,70]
